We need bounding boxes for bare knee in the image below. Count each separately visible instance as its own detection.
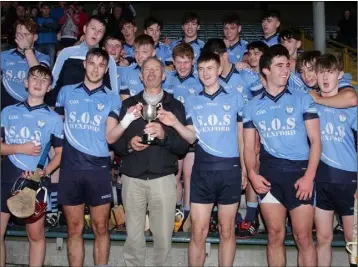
[27,227,45,243]
[191,224,209,244]
[92,220,108,237]
[267,227,285,246]
[218,223,235,240]
[293,230,313,249]
[316,231,333,246]
[67,220,84,238]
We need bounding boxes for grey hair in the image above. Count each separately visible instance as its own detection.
[141,57,164,73]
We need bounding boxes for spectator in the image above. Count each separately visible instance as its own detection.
[337,9,357,47]
[30,7,40,22]
[36,3,58,68]
[107,4,125,39]
[16,5,26,20]
[58,5,80,48]
[97,3,109,24]
[51,1,66,23]
[75,2,89,36]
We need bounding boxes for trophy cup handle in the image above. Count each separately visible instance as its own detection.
[138,102,144,119]
[155,103,163,119]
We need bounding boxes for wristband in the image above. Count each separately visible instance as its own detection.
[119,109,137,129]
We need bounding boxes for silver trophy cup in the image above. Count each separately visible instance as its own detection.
[140,102,162,144]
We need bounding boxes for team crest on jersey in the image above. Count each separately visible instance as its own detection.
[223,104,231,111]
[188,88,195,95]
[237,85,243,93]
[97,103,105,111]
[285,105,294,114]
[338,113,347,122]
[37,120,46,128]
[236,55,241,60]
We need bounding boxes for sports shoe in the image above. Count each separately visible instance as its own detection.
[333,222,344,235]
[209,216,218,233]
[174,209,184,232]
[236,220,259,238]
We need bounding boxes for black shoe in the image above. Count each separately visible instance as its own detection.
[333,222,344,235]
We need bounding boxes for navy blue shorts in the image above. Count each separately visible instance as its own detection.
[258,166,314,211]
[190,167,242,205]
[315,182,356,216]
[1,157,24,213]
[58,168,113,206]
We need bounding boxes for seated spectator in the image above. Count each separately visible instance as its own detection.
[51,1,66,23]
[76,3,88,36]
[58,5,80,49]
[337,9,357,47]
[107,4,125,39]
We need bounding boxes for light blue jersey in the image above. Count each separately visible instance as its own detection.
[219,65,263,103]
[155,42,172,65]
[261,33,280,47]
[119,63,144,96]
[123,42,134,63]
[1,49,50,103]
[317,105,357,173]
[227,39,248,64]
[162,70,203,104]
[185,86,244,170]
[55,82,121,162]
[243,88,319,169]
[1,101,64,171]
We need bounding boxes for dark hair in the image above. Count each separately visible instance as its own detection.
[247,41,269,54]
[197,52,221,67]
[182,12,200,25]
[144,17,163,31]
[86,48,110,65]
[86,15,107,28]
[202,38,227,55]
[172,42,194,60]
[316,54,343,72]
[28,65,53,83]
[262,9,281,21]
[279,27,302,42]
[119,18,136,30]
[134,34,155,48]
[15,19,37,34]
[259,44,289,79]
[296,50,322,73]
[40,2,50,9]
[222,13,241,26]
[103,35,123,46]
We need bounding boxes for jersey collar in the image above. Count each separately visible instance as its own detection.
[228,39,242,51]
[134,64,141,71]
[11,49,35,59]
[263,32,279,42]
[17,101,50,111]
[187,38,199,45]
[219,64,239,83]
[199,85,228,100]
[76,82,106,95]
[80,41,99,50]
[124,42,133,48]
[175,69,195,83]
[260,86,292,102]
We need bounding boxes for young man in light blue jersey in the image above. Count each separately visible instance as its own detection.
[144,17,172,66]
[222,13,248,64]
[313,54,357,267]
[296,50,358,108]
[261,10,281,47]
[119,34,156,101]
[103,36,129,67]
[1,65,63,267]
[243,45,321,267]
[48,15,118,106]
[158,52,247,266]
[168,13,205,68]
[1,19,50,110]
[120,18,137,64]
[279,27,302,73]
[162,42,203,230]
[55,49,125,267]
[247,41,269,73]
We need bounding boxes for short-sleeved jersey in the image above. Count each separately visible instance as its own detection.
[1,101,64,172]
[227,39,248,64]
[119,63,144,97]
[317,105,357,173]
[49,42,118,106]
[155,42,172,65]
[170,38,205,64]
[55,82,121,169]
[123,42,134,63]
[243,88,319,169]
[261,33,280,47]
[219,65,263,103]
[162,70,203,104]
[1,49,50,103]
[185,86,244,170]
